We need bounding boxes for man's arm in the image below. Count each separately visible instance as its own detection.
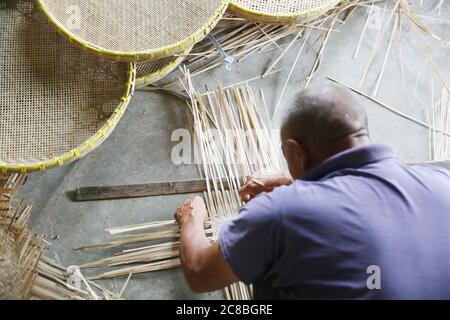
[175,197,239,293]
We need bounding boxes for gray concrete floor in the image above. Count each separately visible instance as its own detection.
[19,1,449,299]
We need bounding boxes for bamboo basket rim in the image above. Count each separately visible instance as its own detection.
[228,0,341,24]
[36,0,230,63]
[136,47,192,88]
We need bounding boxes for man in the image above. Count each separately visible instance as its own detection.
[175,83,450,299]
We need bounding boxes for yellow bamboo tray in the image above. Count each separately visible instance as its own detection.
[136,48,192,88]
[0,0,135,173]
[228,0,341,24]
[37,0,229,62]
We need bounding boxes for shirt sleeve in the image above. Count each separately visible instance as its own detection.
[219,193,282,284]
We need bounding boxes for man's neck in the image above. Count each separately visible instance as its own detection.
[309,136,371,171]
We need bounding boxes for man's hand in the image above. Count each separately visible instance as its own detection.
[175,196,208,226]
[239,171,293,203]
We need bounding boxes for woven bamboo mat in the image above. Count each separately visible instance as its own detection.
[229,0,341,24]
[136,48,191,88]
[0,0,135,173]
[37,0,228,62]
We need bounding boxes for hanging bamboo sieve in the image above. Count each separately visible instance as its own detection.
[228,0,342,24]
[37,0,229,62]
[136,48,192,88]
[0,0,135,173]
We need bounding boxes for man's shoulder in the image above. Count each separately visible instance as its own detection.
[235,183,307,225]
[410,163,450,177]
[272,179,340,202]
[265,180,340,217]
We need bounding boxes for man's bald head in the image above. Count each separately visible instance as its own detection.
[280,83,370,178]
[282,83,369,153]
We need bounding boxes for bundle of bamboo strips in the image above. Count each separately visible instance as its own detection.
[184,68,284,299]
[144,1,386,119]
[145,0,447,124]
[137,14,303,91]
[75,220,214,279]
[181,1,379,84]
[0,173,121,300]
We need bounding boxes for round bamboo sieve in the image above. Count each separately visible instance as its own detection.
[228,0,342,24]
[37,0,229,62]
[136,48,192,88]
[0,0,135,173]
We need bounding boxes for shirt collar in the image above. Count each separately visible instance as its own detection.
[302,144,397,181]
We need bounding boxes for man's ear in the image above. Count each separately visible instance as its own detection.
[285,139,306,179]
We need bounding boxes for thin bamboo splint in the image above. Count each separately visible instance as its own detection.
[37,0,228,62]
[0,0,135,173]
[75,221,214,279]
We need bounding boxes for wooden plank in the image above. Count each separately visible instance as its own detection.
[75,178,245,202]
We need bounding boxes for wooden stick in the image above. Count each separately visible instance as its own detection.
[75,177,246,201]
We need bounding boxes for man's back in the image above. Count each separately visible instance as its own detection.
[219,145,450,299]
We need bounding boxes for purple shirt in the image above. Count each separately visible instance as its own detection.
[219,145,450,299]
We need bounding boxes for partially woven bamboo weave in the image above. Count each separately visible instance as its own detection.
[0,228,26,299]
[37,0,229,62]
[0,173,46,300]
[229,0,341,24]
[136,48,191,88]
[0,173,122,300]
[0,0,135,173]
